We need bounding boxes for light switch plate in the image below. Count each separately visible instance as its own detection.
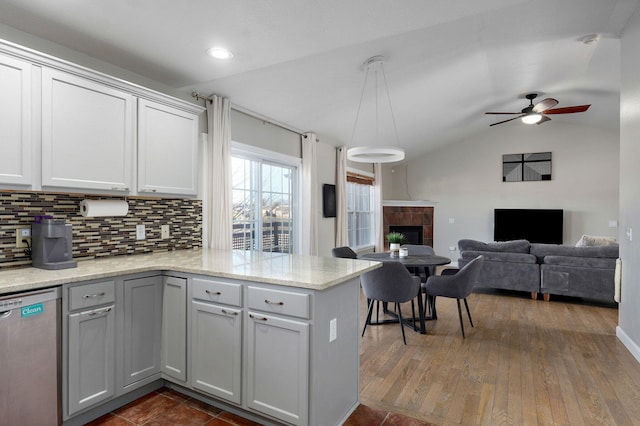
[136,224,146,240]
[161,225,170,239]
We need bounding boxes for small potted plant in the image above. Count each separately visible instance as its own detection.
[386,232,405,257]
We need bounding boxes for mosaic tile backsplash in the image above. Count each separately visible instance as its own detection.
[0,191,202,269]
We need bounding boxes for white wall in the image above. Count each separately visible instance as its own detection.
[617,3,640,362]
[383,121,620,258]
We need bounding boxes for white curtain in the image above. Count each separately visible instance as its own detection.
[205,95,232,250]
[373,163,384,252]
[301,133,318,255]
[335,146,349,247]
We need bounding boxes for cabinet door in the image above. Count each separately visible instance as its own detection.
[67,305,116,416]
[246,312,309,425]
[137,99,198,196]
[122,276,163,387]
[41,68,134,191]
[191,300,242,404]
[161,276,187,382]
[0,53,31,186]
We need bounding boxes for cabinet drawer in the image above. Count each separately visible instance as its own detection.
[68,280,116,311]
[192,278,242,307]
[247,287,310,319]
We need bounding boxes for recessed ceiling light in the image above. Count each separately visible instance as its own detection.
[206,47,234,60]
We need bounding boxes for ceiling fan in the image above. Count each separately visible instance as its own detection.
[485,93,591,126]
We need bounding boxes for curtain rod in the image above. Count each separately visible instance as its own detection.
[192,92,318,141]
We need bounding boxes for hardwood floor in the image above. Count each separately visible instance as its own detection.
[359,289,640,426]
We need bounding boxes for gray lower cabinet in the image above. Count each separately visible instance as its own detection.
[122,276,163,387]
[67,302,116,416]
[246,311,309,425]
[191,300,242,404]
[161,276,187,382]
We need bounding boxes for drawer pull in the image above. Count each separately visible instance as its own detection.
[264,299,284,306]
[88,307,112,316]
[249,314,268,321]
[205,290,222,296]
[83,292,106,299]
[221,309,239,316]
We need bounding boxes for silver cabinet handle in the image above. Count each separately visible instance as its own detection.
[88,307,112,316]
[111,187,129,191]
[221,309,239,316]
[264,299,284,306]
[249,313,268,321]
[139,188,157,192]
[83,292,106,299]
[205,290,222,296]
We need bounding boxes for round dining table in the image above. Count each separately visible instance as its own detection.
[358,252,451,334]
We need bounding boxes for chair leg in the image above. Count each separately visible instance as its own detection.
[362,299,375,337]
[411,300,416,329]
[456,299,466,339]
[464,298,473,328]
[397,303,407,345]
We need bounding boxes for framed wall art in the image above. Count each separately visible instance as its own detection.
[503,152,552,182]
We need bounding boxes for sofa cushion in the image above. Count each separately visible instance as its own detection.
[542,255,616,269]
[530,243,619,261]
[458,239,530,254]
[460,250,537,264]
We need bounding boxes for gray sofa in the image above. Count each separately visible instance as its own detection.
[458,239,618,302]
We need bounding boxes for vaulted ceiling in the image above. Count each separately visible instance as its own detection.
[0,0,636,159]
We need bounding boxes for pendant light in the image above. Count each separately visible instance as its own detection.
[347,56,405,163]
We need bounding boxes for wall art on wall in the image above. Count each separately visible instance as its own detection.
[503,152,552,182]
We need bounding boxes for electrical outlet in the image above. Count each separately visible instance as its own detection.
[136,224,146,240]
[161,225,170,239]
[329,318,337,342]
[16,227,31,248]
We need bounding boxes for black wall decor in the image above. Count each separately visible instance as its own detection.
[503,152,552,181]
[322,184,336,217]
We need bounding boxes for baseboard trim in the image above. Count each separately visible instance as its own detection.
[616,325,640,364]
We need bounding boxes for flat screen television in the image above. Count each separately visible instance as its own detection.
[494,209,563,244]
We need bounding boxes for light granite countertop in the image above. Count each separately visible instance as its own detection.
[0,248,381,295]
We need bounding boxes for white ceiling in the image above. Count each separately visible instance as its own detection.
[0,0,637,159]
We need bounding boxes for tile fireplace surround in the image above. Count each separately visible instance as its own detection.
[383,201,434,249]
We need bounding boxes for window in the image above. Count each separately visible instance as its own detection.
[346,171,375,249]
[231,144,298,253]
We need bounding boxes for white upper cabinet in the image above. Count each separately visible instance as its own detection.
[41,68,135,192]
[0,53,32,186]
[137,99,199,196]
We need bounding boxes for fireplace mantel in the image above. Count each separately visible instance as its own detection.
[383,200,437,207]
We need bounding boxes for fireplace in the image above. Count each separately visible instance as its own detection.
[383,201,434,249]
[389,225,423,245]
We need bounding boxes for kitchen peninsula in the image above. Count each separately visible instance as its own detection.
[0,249,380,426]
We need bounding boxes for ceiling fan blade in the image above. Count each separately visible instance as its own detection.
[536,115,552,125]
[542,104,591,114]
[533,98,559,113]
[489,115,524,126]
[485,112,522,115]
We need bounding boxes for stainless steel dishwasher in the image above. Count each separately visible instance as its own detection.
[0,287,61,426]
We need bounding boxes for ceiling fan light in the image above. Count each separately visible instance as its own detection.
[522,113,542,124]
[347,146,405,163]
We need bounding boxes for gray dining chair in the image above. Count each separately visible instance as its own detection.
[401,244,436,280]
[331,246,358,259]
[423,255,484,339]
[360,261,421,344]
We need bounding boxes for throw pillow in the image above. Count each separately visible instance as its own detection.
[575,234,617,247]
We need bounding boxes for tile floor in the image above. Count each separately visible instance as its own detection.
[86,387,433,426]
